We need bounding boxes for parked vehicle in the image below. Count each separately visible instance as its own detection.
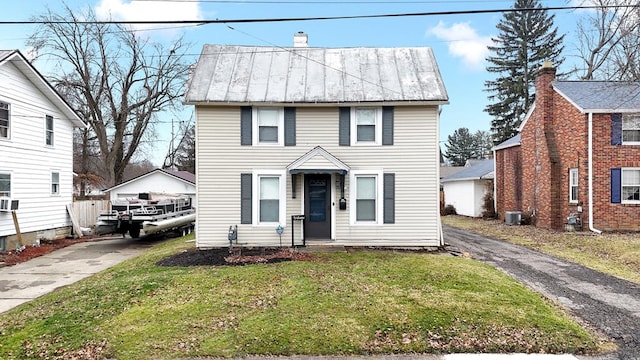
[95,193,195,238]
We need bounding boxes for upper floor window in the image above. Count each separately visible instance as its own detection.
[0,173,10,197]
[51,172,60,195]
[622,114,640,144]
[45,115,54,146]
[351,107,381,145]
[253,107,283,146]
[569,168,578,203]
[622,168,640,203]
[0,102,9,139]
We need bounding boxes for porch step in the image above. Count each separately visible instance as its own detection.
[299,245,346,253]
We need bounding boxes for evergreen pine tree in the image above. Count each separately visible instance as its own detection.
[485,0,565,144]
[444,128,478,166]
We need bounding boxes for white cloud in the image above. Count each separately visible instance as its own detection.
[426,21,492,70]
[95,0,203,34]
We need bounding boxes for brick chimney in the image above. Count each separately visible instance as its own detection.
[293,31,308,48]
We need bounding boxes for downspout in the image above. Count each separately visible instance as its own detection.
[588,112,602,234]
[437,107,444,246]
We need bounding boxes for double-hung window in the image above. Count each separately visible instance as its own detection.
[253,107,283,145]
[45,115,54,146]
[569,168,578,203]
[622,168,640,203]
[622,114,640,144]
[351,107,381,145]
[0,102,9,139]
[252,170,286,225]
[350,170,383,224]
[51,172,60,195]
[0,173,10,197]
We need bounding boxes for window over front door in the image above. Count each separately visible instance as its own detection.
[0,102,9,139]
[351,107,381,145]
[46,115,54,146]
[569,168,578,203]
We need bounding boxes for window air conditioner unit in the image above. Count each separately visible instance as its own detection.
[0,197,10,212]
[505,211,522,226]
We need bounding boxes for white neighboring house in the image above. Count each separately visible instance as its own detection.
[441,159,494,217]
[0,50,85,251]
[103,168,196,203]
[184,33,449,248]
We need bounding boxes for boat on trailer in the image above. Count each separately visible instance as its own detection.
[95,193,195,238]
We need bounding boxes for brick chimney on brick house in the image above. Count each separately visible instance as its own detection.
[521,62,563,229]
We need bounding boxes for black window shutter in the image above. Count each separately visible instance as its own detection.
[339,107,350,146]
[611,168,621,204]
[611,113,622,145]
[383,173,395,224]
[284,107,296,146]
[241,107,252,146]
[241,173,252,224]
[382,106,394,145]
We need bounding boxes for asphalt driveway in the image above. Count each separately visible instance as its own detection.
[443,225,640,360]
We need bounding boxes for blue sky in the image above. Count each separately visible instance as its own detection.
[1,0,585,166]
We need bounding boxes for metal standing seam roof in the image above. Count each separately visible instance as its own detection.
[553,81,640,113]
[185,45,449,105]
[441,159,494,183]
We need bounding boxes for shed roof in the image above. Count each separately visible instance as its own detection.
[441,159,494,183]
[553,81,640,113]
[185,45,449,105]
[492,134,521,151]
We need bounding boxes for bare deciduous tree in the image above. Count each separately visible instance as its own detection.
[574,0,640,80]
[28,5,191,186]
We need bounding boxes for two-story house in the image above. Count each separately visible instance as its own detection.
[494,62,640,232]
[0,50,85,251]
[184,33,449,248]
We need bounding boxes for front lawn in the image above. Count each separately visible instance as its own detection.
[0,234,609,359]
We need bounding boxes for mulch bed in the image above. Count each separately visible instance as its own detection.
[0,238,88,266]
[156,247,313,267]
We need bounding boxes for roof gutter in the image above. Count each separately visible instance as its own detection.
[588,112,602,234]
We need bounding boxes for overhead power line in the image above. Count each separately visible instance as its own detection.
[2,5,639,25]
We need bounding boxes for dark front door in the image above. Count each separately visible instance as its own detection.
[304,174,331,239]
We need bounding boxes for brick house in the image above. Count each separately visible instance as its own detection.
[494,62,640,232]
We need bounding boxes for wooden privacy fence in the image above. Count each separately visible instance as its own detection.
[72,200,110,228]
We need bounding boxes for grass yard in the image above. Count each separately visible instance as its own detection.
[0,234,610,359]
[442,215,640,284]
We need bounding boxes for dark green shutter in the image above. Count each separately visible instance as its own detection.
[284,107,296,146]
[241,173,252,224]
[383,173,395,224]
[382,106,394,145]
[611,168,621,203]
[611,113,622,145]
[339,107,350,146]
[241,107,252,145]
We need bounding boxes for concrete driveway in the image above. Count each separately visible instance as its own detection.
[0,236,159,314]
[443,225,640,360]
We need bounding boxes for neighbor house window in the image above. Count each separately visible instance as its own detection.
[51,172,60,195]
[569,168,578,203]
[45,115,54,146]
[253,107,283,145]
[0,173,10,197]
[0,102,9,139]
[623,114,640,144]
[351,107,381,145]
[622,168,640,202]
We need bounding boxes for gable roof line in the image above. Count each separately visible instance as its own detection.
[104,168,195,192]
[0,50,85,128]
[440,159,494,183]
[287,146,350,172]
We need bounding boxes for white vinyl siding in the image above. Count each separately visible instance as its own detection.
[622,114,640,144]
[195,106,441,248]
[0,58,75,238]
